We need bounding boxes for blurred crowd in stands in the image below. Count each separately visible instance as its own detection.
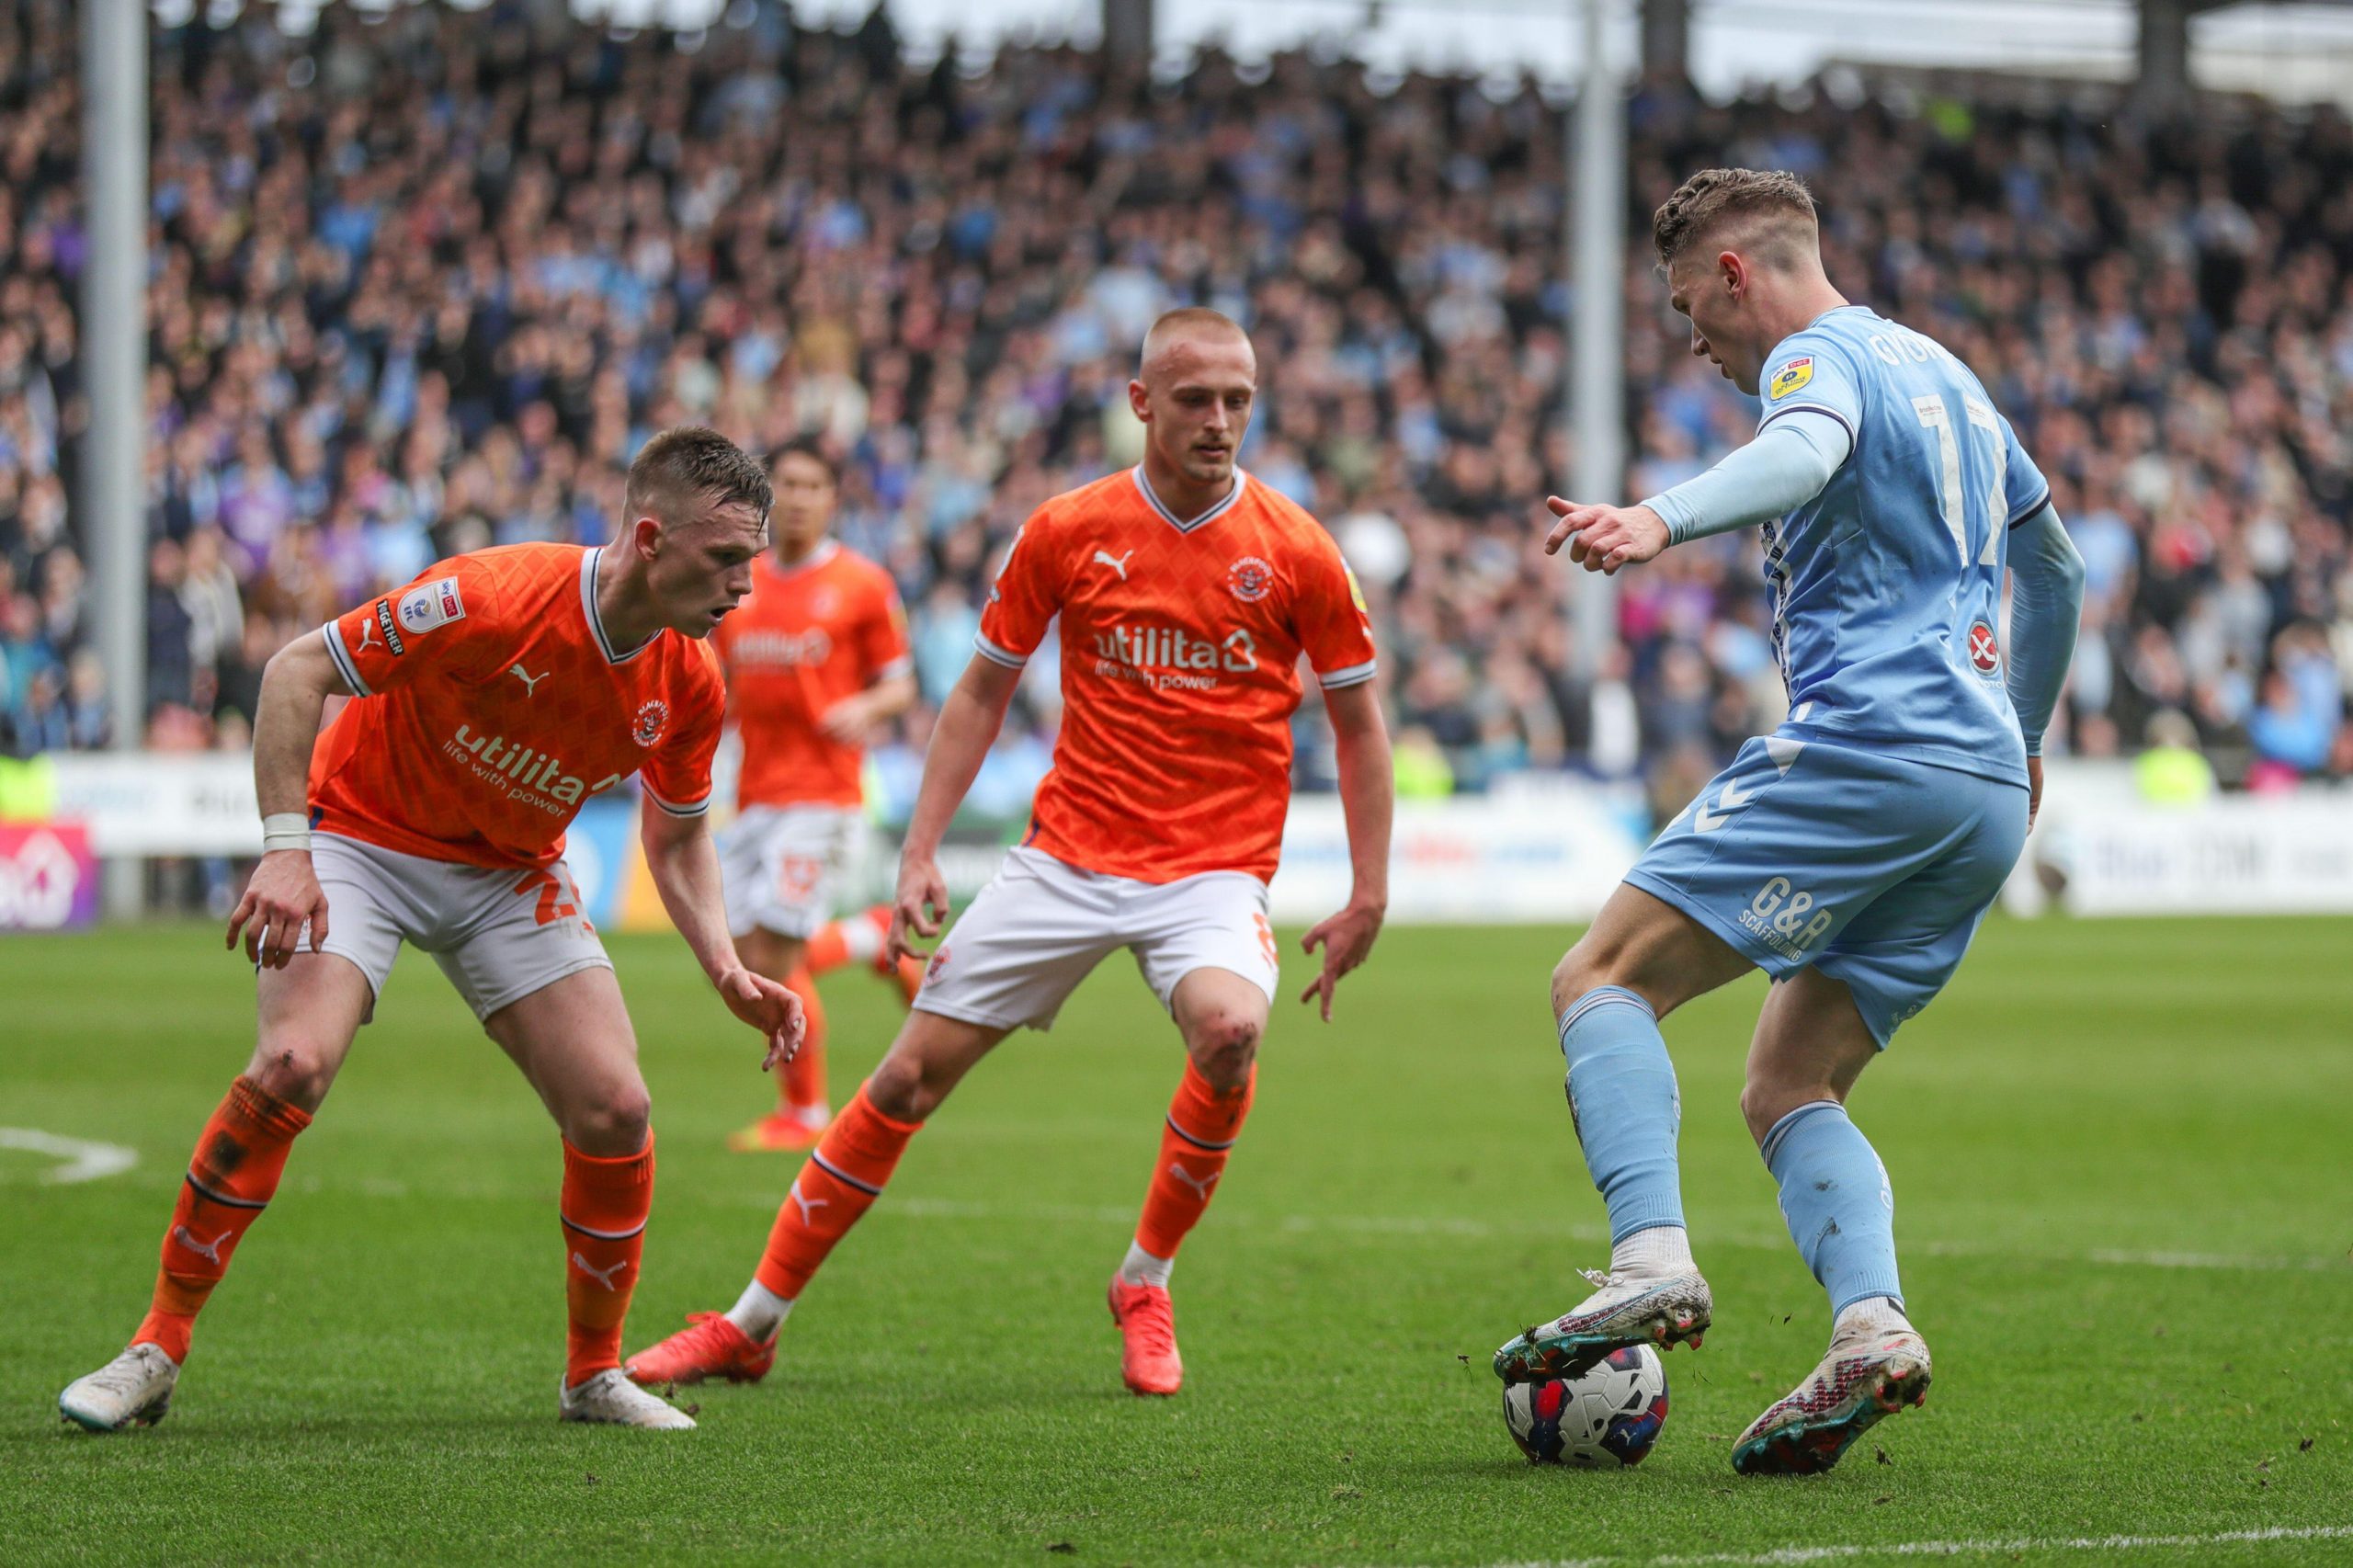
[6,0,2353,816]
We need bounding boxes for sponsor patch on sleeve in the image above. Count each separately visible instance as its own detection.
[1345,564,1369,615]
[1767,357,1814,401]
[397,577,466,634]
[373,599,406,655]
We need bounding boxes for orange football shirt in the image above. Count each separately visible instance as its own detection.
[714,541,911,810]
[975,467,1377,884]
[311,543,726,869]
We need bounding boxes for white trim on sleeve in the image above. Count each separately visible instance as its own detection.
[642,783,712,817]
[1316,658,1379,690]
[321,619,374,698]
[876,655,915,680]
[972,632,1029,670]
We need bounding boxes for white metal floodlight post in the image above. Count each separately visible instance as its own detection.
[1567,0,1626,679]
[81,0,149,917]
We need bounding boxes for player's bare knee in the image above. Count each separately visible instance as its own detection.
[567,1082,652,1155]
[247,1039,336,1111]
[1740,1076,1836,1147]
[865,1052,935,1121]
[1186,1011,1260,1088]
[1551,943,1623,1017]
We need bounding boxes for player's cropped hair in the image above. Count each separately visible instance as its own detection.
[1140,305,1249,369]
[1652,168,1819,270]
[626,426,774,528]
[767,434,839,485]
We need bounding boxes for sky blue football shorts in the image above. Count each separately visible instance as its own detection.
[1625,732,2029,1047]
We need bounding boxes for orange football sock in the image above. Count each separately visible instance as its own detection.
[753,1084,922,1301]
[779,968,829,1116]
[803,922,852,977]
[135,1074,313,1363]
[1134,1062,1256,1261]
[562,1134,654,1386]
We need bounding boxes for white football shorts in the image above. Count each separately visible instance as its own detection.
[297,832,613,1022]
[913,846,1280,1032]
[717,804,862,940]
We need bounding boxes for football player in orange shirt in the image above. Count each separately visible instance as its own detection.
[58,429,804,1435]
[712,437,921,1154]
[627,309,1393,1398]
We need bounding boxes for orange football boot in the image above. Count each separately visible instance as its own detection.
[728,1110,828,1153]
[1108,1277,1184,1396]
[624,1312,776,1387]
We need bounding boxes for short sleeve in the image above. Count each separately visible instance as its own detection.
[859,573,914,680]
[323,560,494,698]
[1756,331,1863,447]
[640,655,724,817]
[1295,532,1379,691]
[1999,412,2053,528]
[974,512,1063,669]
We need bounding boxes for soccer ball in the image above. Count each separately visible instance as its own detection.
[1501,1345,1669,1467]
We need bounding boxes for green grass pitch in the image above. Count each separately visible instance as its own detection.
[3,916,2348,1565]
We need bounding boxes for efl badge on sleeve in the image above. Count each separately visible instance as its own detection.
[398,577,467,633]
[1768,358,1813,401]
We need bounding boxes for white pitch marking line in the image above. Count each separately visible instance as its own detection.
[858,1197,2350,1276]
[290,1179,2347,1277]
[1464,1523,2353,1568]
[0,1127,139,1185]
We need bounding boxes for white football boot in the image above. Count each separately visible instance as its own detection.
[1733,1304,1931,1475]
[1495,1265,1712,1383]
[559,1369,698,1430]
[59,1344,181,1432]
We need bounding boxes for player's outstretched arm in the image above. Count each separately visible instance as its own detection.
[889,655,1022,963]
[641,805,806,1070]
[1300,682,1392,1022]
[1545,411,1851,574]
[226,629,349,968]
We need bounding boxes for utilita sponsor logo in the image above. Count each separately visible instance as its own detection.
[1091,624,1258,691]
[730,629,834,667]
[445,724,621,812]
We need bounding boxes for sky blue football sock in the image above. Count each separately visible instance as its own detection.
[1761,1099,1904,1314]
[1558,985,1685,1243]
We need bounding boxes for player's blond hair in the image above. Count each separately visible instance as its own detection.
[1139,306,1251,376]
[1652,168,1820,272]
[626,426,774,529]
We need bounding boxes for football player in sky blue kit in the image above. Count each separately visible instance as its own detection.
[1494,169,2086,1475]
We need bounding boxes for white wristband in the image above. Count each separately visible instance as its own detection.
[261,812,313,854]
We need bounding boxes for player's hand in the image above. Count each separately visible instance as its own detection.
[1298,898,1385,1022]
[817,694,873,746]
[226,849,329,969]
[1543,499,1669,574]
[888,852,950,966]
[716,965,807,1073]
[2027,755,2044,830]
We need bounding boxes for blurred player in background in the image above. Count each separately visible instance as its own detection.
[627,308,1394,1398]
[58,428,803,1435]
[712,437,920,1153]
[1494,170,2086,1475]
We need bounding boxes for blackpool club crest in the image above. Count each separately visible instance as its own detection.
[632,699,669,746]
[1226,555,1274,603]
